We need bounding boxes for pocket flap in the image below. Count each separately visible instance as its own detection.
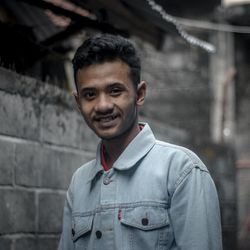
[120,206,169,231]
[72,214,93,241]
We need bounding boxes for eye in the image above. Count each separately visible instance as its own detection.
[110,87,123,96]
[82,90,96,100]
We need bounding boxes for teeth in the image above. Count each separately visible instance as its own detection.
[98,115,116,122]
[100,117,112,122]
[101,118,110,122]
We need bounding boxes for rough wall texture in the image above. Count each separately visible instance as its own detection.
[0,65,189,249]
[137,35,210,145]
[0,67,98,249]
[235,34,250,250]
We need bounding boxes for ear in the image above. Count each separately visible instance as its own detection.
[136,81,146,106]
[72,91,81,110]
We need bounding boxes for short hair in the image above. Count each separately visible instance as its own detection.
[72,33,141,90]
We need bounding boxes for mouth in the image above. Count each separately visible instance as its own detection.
[95,114,118,123]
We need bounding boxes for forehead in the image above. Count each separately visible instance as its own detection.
[76,60,132,87]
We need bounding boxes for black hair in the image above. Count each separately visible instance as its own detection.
[72,33,141,90]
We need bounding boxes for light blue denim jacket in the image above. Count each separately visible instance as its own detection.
[58,123,222,250]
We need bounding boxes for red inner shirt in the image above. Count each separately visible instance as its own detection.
[100,143,110,171]
[100,124,144,171]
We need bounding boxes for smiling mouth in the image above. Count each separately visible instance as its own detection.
[95,115,118,123]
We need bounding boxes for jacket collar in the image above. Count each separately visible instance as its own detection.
[88,123,156,181]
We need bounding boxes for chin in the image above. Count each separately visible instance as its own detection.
[98,133,118,141]
[97,130,124,141]
[94,126,119,139]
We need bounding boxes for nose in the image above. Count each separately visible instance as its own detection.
[94,94,114,113]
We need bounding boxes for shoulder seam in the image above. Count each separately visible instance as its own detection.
[174,164,210,191]
[155,140,201,165]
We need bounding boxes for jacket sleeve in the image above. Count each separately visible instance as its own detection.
[58,188,74,250]
[169,166,223,250]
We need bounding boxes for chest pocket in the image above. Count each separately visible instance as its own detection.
[119,206,171,250]
[72,214,94,248]
[120,206,169,230]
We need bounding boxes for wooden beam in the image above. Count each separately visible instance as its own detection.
[19,0,128,37]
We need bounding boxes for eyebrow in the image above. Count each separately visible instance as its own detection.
[79,82,126,91]
[107,82,126,88]
[79,87,95,93]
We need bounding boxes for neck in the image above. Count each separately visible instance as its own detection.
[102,122,140,167]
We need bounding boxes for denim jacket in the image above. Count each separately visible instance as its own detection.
[58,123,222,250]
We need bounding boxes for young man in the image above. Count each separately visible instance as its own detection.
[59,34,222,250]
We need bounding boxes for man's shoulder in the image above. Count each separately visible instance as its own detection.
[153,139,207,171]
[77,158,96,171]
[152,140,210,194]
[72,159,96,179]
[154,139,193,156]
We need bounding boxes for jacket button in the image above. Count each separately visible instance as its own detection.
[103,177,111,185]
[96,230,102,239]
[71,228,75,236]
[141,218,149,226]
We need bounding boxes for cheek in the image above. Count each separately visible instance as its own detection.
[78,104,91,119]
[79,101,90,112]
[122,99,137,116]
[120,93,136,106]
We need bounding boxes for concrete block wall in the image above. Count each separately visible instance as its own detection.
[235,62,250,249]
[136,35,211,145]
[0,67,98,249]
[0,66,189,250]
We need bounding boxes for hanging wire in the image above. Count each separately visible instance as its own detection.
[146,0,216,53]
[176,17,250,34]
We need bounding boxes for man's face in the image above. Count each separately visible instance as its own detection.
[74,60,145,141]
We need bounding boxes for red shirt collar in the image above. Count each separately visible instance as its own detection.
[100,143,110,171]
